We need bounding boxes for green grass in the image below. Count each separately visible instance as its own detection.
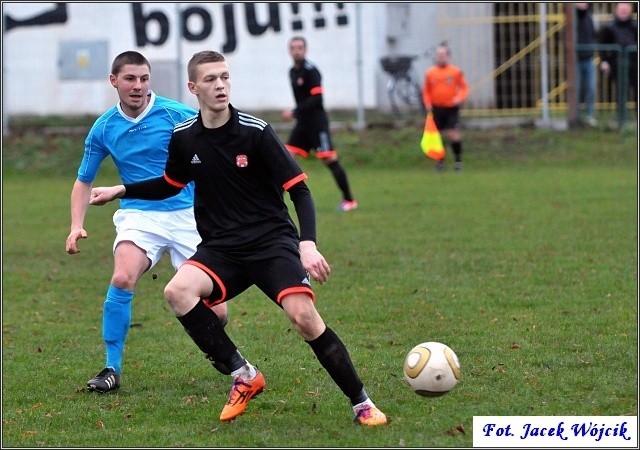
[2,123,638,447]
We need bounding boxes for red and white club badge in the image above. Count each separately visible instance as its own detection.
[236,154,248,167]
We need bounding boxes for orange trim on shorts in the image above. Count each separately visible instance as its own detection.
[286,144,309,158]
[283,173,308,191]
[277,286,315,305]
[315,150,337,160]
[183,260,227,304]
[310,86,323,95]
[164,173,188,188]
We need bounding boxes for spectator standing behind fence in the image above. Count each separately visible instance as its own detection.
[576,3,598,127]
[422,43,469,172]
[598,2,638,113]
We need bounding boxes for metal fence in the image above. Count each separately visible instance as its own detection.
[575,43,637,126]
[438,2,637,127]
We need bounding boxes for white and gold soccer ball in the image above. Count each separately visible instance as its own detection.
[403,341,461,397]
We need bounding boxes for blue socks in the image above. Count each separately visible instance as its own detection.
[102,284,133,374]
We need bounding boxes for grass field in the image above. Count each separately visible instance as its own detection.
[2,121,638,447]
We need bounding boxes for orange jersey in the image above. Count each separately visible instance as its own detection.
[422,64,469,108]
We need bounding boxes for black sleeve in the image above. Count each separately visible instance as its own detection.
[294,68,324,117]
[288,181,316,243]
[122,176,182,200]
[294,93,323,117]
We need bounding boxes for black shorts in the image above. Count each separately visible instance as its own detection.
[286,123,337,159]
[432,106,461,131]
[188,239,314,307]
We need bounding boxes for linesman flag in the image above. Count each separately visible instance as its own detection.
[420,113,445,160]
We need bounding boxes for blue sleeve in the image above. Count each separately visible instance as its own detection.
[162,99,198,125]
[77,121,109,183]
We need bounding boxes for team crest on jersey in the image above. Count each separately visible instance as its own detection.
[236,154,248,167]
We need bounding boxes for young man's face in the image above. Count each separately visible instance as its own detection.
[434,47,450,67]
[110,64,150,116]
[616,2,633,21]
[188,61,231,113]
[289,39,307,64]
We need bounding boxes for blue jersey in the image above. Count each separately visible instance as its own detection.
[77,92,197,211]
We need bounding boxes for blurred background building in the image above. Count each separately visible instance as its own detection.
[2,2,636,126]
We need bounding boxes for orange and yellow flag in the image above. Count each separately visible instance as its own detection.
[420,113,445,160]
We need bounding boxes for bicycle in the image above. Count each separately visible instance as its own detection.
[380,54,426,117]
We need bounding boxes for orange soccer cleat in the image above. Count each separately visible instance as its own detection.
[219,370,265,422]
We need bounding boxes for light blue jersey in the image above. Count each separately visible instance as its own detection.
[77,92,197,211]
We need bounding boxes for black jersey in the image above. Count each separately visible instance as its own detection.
[164,105,308,249]
[289,59,329,127]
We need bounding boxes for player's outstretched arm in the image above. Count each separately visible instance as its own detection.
[89,185,126,206]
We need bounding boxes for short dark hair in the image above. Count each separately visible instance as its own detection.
[289,36,307,48]
[187,50,226,81]
[437,42,451,56]
[111,51,150,76]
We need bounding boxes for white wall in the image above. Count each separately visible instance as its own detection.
[2,2,382,115]
[3,3,495,116]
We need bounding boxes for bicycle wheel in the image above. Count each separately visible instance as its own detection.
[389,75,425,116]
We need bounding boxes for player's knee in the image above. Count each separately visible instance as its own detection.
[285,302,324,339]
[163,280,190,309]
[205,299,228,327]
[213,305,229,328]
[110,271,138,291]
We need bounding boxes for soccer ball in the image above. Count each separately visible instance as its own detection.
[403,341,461,397]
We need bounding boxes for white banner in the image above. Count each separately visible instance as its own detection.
[473,416,637,448]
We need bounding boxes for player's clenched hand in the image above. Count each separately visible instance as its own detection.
[89,185,126,206]
[300,240,331,284]
[66,228,87,254]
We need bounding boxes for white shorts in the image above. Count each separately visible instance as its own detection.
[113,208,201,270]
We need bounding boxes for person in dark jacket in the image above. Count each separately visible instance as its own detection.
[576,3,598,126]
[599,2,638,113]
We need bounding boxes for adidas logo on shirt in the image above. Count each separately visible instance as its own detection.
[191,154,201,164]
